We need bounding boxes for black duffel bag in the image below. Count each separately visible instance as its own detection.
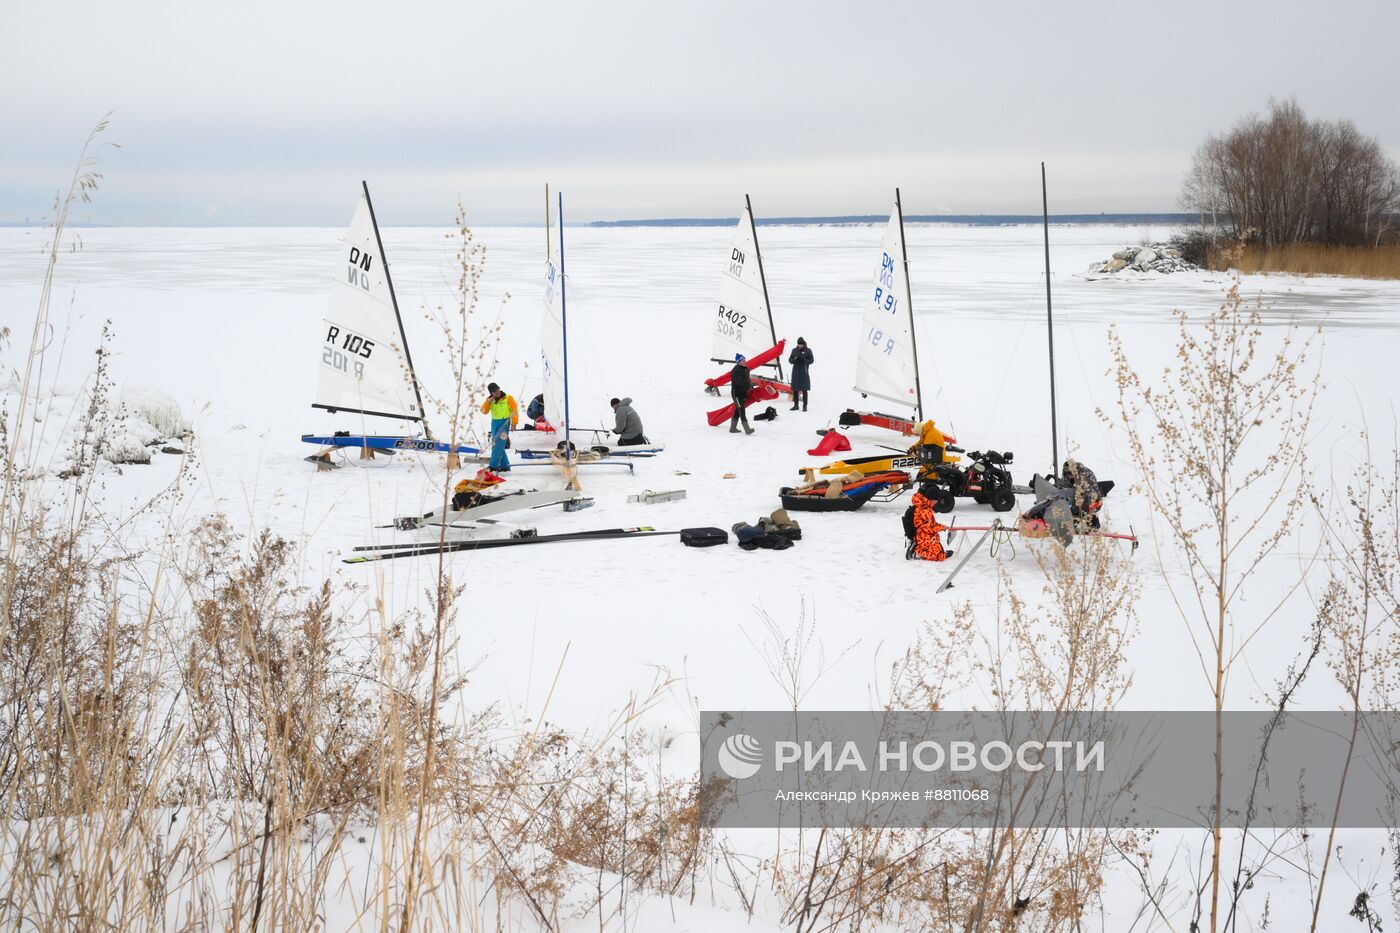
[681,527,729,548]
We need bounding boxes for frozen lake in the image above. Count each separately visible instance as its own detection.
[3,220,1397,928]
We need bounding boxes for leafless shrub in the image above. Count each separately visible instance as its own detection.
[1104,272,1320,931]
[761,539,1141,932]
[1309,441,1400,930]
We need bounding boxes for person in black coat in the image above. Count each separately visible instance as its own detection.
[729,354,755,434]
[788,337,813,411]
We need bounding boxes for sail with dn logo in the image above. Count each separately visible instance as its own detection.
[853,193,923,417]
[313,182,424,422]
[710,196,782,376]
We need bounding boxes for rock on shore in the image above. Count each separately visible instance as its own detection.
[1088,244,1196,275]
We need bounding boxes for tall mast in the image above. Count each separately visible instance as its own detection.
[557,191,572,461]
[896,187,923,423]
[362,179,430,435]
[746,194,785,382]
[1041,163,1060,471]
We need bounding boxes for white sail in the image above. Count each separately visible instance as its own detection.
[314,191,421,421]
[540,214,568,440]
[711,205,777,365]
[853,207,919,411]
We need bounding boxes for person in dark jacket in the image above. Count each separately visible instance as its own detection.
[610,397,648,445]
[1061,459,1102,514]
[729,355,755,435]
[788,337,813,411]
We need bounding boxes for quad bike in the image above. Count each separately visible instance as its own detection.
[916,446,1019,513]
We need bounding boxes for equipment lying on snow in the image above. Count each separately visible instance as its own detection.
[681,527,728,547]
[732,509,803,550]
[628,489,687,504]
[517,443,659,461]
[936,520,1000,592]
[732,521,792,550]
[807,430,852,457]
[779,470,911,512]
[389,488,578,530]
[345,526,683,563]
[303,183,477,467]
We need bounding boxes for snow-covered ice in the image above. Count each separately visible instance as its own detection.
[2,220,1397,928]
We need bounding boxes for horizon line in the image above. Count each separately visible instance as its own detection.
[0,212,1205,230]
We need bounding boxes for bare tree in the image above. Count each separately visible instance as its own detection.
[1181,98,1400,248]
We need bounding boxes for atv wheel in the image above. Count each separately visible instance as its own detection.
[933,488,956,513]
[988,487,1016,512]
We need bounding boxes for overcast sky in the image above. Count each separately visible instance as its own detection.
[3,0,1397,225]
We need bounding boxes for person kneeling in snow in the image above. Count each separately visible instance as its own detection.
[521,393,550,430]
[610,397,648,445]
[902,482,949,561]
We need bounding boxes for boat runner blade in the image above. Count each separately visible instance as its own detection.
[343,527,678,563]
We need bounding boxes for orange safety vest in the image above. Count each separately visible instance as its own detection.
[481,393,519,427]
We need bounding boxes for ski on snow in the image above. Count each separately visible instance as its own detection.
[344,527,675,563]
[352,524,657,552]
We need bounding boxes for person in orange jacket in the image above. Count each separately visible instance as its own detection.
[908,418,959,481]
[480,382,519,471]
[902,481,949,561]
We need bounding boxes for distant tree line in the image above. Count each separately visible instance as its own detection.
[1181,98,1399,247]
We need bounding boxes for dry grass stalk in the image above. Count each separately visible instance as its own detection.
[1104,272,1319,932]
[1214,243,1400,280]
[761,539,1141,932]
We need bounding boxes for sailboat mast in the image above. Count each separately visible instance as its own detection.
[557,192,572,459]
[1041,163,1060,471]
[895,188,923,423]
[362,180,430,435]
[746,194,785,383]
